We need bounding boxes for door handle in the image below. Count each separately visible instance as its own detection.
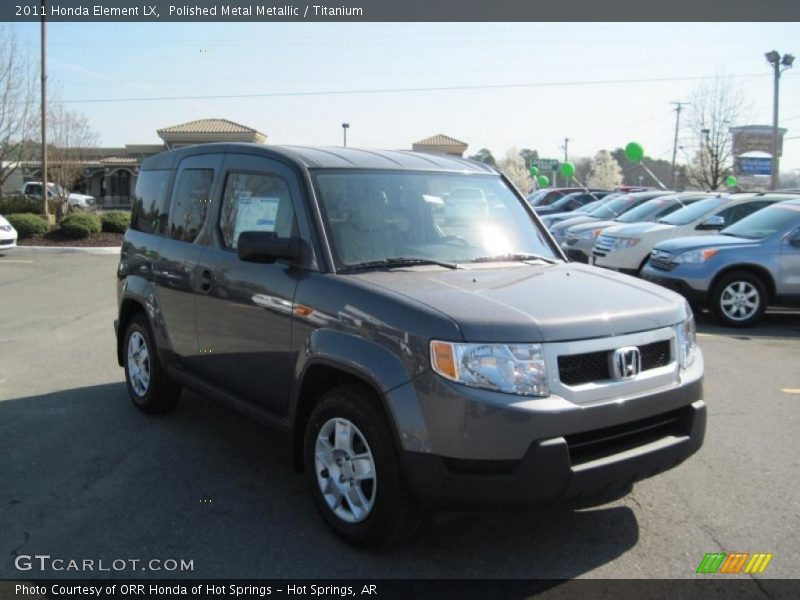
[199,269,213,292]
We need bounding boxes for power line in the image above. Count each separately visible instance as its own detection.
[52,72,784,105]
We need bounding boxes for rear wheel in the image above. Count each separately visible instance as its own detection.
[123,313,181,414]
[711,271,767,327]
[304,384,421,546]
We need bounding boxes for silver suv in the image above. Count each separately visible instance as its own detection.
[642,198,800,326]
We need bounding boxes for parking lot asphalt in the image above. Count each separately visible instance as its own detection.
[1,250,799,582]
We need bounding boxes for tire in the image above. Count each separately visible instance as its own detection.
[123,313,181,414]
[303,384,421,546]
[710,271,767,327]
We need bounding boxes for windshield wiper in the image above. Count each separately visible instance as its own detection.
[339,257,460,272]
[470,252,558,264]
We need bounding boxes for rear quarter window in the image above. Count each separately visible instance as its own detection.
[131,169,173,234]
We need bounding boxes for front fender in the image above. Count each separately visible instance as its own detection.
[291,328,433,454]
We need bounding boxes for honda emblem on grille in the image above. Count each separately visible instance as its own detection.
[612,346,641,380]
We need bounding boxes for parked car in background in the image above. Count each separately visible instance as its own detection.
[20,181,96,209]
[594,193,788,275]
[526,187,583,207]
[549,191,672,245]
[539,195,619,229]
[0,215,18,251]
[535,190,612,216]
[563,193,711,264]
[642,199,800,326]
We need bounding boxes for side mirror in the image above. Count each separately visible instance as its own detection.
[237,232,303,264]
[698,215,725,230]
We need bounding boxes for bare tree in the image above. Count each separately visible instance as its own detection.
[46,102,98,216]
[0,25,37,200]
[587,150,623,190]
[684,75,747,190]
[498,147,532,194]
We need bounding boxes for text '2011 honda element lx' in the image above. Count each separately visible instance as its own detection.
[115,144,705,545]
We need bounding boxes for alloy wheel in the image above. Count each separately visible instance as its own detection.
[127,331,151,397]
[720,280,760,322]
[314,418,377,523]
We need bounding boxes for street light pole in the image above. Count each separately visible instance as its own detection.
[41,1,48,219]
[765,50,794,190]
[341,122,350,148]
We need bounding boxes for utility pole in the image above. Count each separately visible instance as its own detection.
[670,101,688,189]
[561,137,570,186]
[341,122,349,148]
[41,1,48,219]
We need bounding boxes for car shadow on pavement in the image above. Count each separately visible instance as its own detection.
[0,382,638,580]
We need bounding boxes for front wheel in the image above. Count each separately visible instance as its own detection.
[304,384,421,546]
[711,271,767,327]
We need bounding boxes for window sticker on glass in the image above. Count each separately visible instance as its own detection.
[233,195,280,242]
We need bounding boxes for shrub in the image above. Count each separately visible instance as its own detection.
[99,210,131,233]
[0,195,45,215]
[5,213,49,239]
[59,212,102,239]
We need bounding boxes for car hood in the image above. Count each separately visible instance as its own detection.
[0,215,11,227]
[551,215,597,231]
[654,234,760,254]
[352,262,686,343]
[602,221,676,237]
[566,219,618,234]
[68,193,94,201]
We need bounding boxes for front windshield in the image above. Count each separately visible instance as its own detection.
[548,193,582,211]
[614,197,676,223]
[721,204,800,239]
[314,170,558,268]
[658,196,727,225]
[590,195,641,219]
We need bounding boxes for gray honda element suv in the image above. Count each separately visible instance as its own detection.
[115,144,705,545]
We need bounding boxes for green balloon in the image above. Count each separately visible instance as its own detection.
[726,175,738,187]
[537,175,549,188]
[624,142,645,163]
[560,161,576,178]
[529,166,539,176]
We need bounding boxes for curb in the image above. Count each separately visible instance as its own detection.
[12,246,121,255]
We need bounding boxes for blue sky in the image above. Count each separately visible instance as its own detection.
[11,22,800,171]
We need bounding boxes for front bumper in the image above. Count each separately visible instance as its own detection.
[593,245,649,271]
[390,365,704,509]
[400,396,705,509]
[640,267,710,306]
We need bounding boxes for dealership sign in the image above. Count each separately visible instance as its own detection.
[531,159,559,172]
[736,157,772,176]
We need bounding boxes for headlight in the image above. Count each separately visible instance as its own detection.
[673,248,718,264]
[675,303,697,369]
[613,237,640,250]
[430,341,549,397]
[0,225,12,232]
[578,228,602,240]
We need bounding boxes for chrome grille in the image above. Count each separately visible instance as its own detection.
[594,235,614,254]
[649,250,677,271]
[557,340,672,386]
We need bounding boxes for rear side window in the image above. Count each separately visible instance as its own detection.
[219,172,296,249]
[167,169,214,242]
[131,169,173,234]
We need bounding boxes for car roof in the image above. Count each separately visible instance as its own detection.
[140,143,497,174]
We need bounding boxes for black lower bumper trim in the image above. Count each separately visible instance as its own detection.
[400,384,705,510]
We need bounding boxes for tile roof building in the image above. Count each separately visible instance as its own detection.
[412,134,469,157]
